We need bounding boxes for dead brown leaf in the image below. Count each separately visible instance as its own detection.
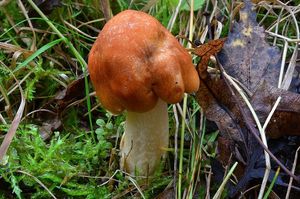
[197,0,300,141]
[251,81,300,138]
[192,38,226,79]
[218,2,281,92]
[195,0,300,196]
[0,75,25,162]
[35,75,86,139]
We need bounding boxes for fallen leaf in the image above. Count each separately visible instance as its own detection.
[195,0,300,196]
[196,75,244,142]
[54,74,86,109]
[217,2,281,92]
[35,75,87,139]
[192,38,226,79]
[251,81,300,138]
[289,65,300,93]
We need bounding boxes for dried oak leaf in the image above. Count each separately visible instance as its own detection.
[195,1,300,145]
[196,0,300,196]
[218,1,281,92]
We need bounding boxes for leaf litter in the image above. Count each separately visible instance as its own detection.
[195,0,300,197]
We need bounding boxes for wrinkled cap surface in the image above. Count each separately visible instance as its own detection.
[88,10,199,114]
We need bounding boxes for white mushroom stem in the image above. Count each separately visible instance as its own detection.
[120,99,169,176]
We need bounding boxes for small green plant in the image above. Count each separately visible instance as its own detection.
[0,124,112,198]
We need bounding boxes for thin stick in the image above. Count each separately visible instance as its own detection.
[17,0,36,51]
[173,105,179,199]
[220,70,270,198]
[167,0,184,31]
[278,40,288,88]
[285,147,300,199]
[219,64,299,182]
[63,20,97,39]
[178,1,194,198]
[17,170,57,199]
[127,176,146,199]
[0,0,11,6]
[266,31,300,43]
[178,94,188,199]
[0,113,6,124]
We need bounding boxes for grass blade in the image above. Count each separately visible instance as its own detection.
[13,38,65,72]
[263,167,280,199]
[212,162,238,199]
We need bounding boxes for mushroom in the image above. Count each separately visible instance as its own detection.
[88,10,199,176]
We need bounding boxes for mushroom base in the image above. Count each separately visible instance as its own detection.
[120,99,169,176]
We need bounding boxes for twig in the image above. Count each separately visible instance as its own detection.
[17,0,36,51]
[16,170,57,199]
[220,68,272,199]
[218,63,299,182]
[21,109,57,122]
[285,146,300,199]
[205,166,212,199]
[63,20,97,40]
[0,113,7,124]
[167,0,184,31]
[99,169,142,186]
[127,176,146,199]
[178,1,195,198]
[172,105,179,199]
[266,31,300,43]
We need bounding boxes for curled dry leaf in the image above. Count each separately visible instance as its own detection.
[195,0,300,196]
[196,0,300,142]
[192,38,226,79]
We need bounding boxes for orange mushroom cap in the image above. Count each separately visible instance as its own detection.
[88,10,199,114]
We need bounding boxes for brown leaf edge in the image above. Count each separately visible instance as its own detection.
[0,72,25,163]
[217,60,300,184]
